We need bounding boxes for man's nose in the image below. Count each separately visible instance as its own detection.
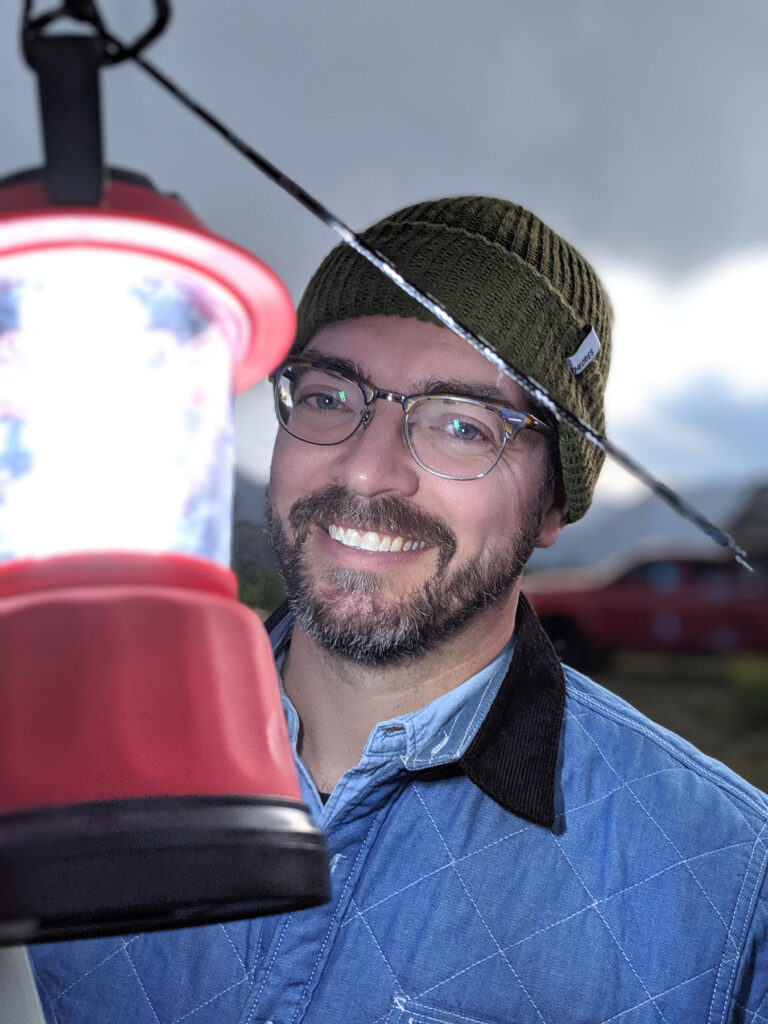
[328,401,420,498]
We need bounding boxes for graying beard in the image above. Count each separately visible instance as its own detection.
[266,487,545,667]
[279,534,536,666]
[319,566,384,596]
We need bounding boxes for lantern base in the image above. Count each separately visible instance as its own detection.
[0,794,329,945]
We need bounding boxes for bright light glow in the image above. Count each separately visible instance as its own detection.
[0,247,247,565]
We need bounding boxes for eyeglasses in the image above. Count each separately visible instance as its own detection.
[270,357,555,481]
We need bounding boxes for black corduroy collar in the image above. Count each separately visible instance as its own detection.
[458,594,565,828]
[265,593,565,829]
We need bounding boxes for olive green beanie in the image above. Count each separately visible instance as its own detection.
[295,196,612,522]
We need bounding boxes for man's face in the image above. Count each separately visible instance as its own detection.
[267,316,566,664]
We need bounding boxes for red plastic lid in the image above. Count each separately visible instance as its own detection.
[0,175,296,391]
[0,551,238,601]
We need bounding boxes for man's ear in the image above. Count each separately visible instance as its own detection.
[536,501,568,550]
[535,471,569,549]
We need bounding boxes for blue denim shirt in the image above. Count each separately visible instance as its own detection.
[31,599,768,1023]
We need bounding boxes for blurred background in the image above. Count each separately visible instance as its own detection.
[2,1,766,785]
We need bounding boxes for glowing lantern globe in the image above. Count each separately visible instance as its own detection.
[0,172,329,944]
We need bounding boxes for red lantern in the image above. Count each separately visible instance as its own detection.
[0,172,329,944]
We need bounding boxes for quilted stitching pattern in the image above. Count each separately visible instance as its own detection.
[34,923,264,1023]
[31,670,768,1024]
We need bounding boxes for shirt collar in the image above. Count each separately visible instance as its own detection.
[458,595,565,827]
[265,594,565,828]
[362,640,513,768]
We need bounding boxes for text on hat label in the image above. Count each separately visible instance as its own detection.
[567,327,601,374]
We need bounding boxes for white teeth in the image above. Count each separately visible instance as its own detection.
[327,525,425,553]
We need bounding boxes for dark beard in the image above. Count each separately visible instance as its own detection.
[265,484,545,667]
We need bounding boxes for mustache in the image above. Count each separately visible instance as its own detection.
[286,485,457,571]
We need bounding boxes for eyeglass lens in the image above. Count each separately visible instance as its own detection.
[274,364,508,479]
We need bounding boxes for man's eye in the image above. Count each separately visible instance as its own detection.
[446,417,489,443]
[297,390,342,410]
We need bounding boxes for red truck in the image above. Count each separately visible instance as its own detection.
[523,553,768,669]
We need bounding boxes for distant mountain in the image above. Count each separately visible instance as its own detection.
[528,478,768,573]
[233,471,267,525]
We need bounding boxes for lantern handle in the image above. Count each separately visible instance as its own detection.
[22,1,170,64]
[21,1,170,205]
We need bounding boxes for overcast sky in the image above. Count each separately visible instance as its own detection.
[3,0,767,513]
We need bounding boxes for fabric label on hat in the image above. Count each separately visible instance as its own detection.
[568,327,601,374]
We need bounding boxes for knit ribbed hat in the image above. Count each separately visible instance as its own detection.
[295,196,612,521]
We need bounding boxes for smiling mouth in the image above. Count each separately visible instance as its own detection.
[327,524,428,552]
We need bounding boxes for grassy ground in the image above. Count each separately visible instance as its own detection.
[593,651,768,792]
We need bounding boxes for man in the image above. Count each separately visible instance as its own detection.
[31,197,768,1022]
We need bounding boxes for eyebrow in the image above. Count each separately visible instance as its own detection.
[420,378,514,406]
[305,354,526,409]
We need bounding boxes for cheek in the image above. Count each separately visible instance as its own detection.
[449,472,541,550]
[269,433,332,511]
[436,483,502,549]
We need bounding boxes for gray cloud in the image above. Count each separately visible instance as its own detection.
[3,0,768,295]
[612,374,768,486]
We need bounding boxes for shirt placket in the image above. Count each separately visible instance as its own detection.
[245,748,408,1024]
